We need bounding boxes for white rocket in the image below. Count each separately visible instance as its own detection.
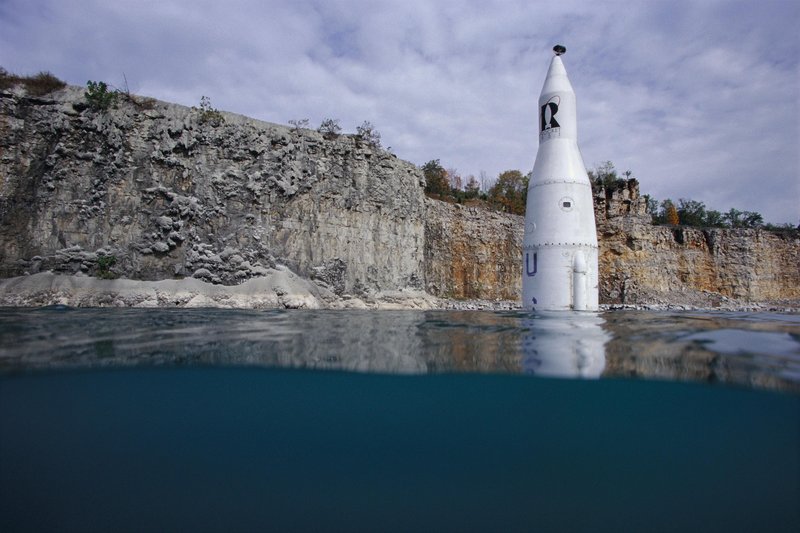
[522,45,599,311]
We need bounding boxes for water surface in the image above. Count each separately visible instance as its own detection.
[1,308,798,392]
[1,308,798,532]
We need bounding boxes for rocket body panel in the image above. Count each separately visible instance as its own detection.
[522,246,598,310]
[526,143,597,247]
[522,50,599,311]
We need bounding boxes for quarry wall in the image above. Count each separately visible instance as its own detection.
[2,85,798,306]
[1,86,425,297]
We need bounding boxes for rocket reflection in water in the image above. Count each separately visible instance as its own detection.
[521,312,608,378]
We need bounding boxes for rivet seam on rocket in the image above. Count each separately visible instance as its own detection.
[529,179,591,188]
[523,244,598,249]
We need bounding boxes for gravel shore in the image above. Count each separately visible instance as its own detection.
[0,272,797,312]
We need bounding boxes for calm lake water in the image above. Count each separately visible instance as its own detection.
[1,308,799,532]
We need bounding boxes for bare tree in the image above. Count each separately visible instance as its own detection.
[288,118,310,130]
[318,118,341,139]
[479,170,493,193]
[446,168,462,190]
[355,121,382,147]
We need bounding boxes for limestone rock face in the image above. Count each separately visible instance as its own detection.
[595,181,800,305]
[593,178,650,223]
[599,220,800,305]
[1,85,797,307]
[423,200,522,300]
[0,86,425,296]
[422,178,799,305]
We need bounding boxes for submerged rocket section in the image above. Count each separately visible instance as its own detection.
[522,45,599,311]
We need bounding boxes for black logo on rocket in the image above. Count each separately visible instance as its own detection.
[540,96,560,132]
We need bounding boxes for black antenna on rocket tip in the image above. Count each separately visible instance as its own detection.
[553,44,566,56]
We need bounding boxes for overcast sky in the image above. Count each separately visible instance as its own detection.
[2,0,798,223]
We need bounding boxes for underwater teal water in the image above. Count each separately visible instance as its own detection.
[1,308,799,532]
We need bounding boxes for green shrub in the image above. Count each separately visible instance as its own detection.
[96,255,118,279]
[422,159,448,198]
[85,80,118,110]
[194,95,224,125]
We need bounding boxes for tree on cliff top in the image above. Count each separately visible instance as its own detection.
[651,197,766,229]
[663,200,680,226]
[446,168,462,191]
[464,175,480,200]
[677,198,707,227]
[318,118,341,139]
[355,121,381,147]
[488,170,528,215]
[422,159,449,198]
[588,160,628,194]
[724,208,764,228]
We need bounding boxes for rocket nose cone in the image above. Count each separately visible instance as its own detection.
[546,55,568,79]
[541,55,574,96]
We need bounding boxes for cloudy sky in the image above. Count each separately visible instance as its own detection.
[2,0,798,223]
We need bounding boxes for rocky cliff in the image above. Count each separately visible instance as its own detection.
[1,85,425,300]
[422,178,800,306]
[1,84,798,307]
[594,180,800,306]
[423,200,522,300]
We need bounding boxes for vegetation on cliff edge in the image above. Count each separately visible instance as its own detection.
[422,157,795,233]
[422,160,529,215]
[0,67,66,96]
[590,161,791,231]
[3,65,791,232]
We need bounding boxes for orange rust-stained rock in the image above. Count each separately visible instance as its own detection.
[425,180,800,306]
[424,199,522,300]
